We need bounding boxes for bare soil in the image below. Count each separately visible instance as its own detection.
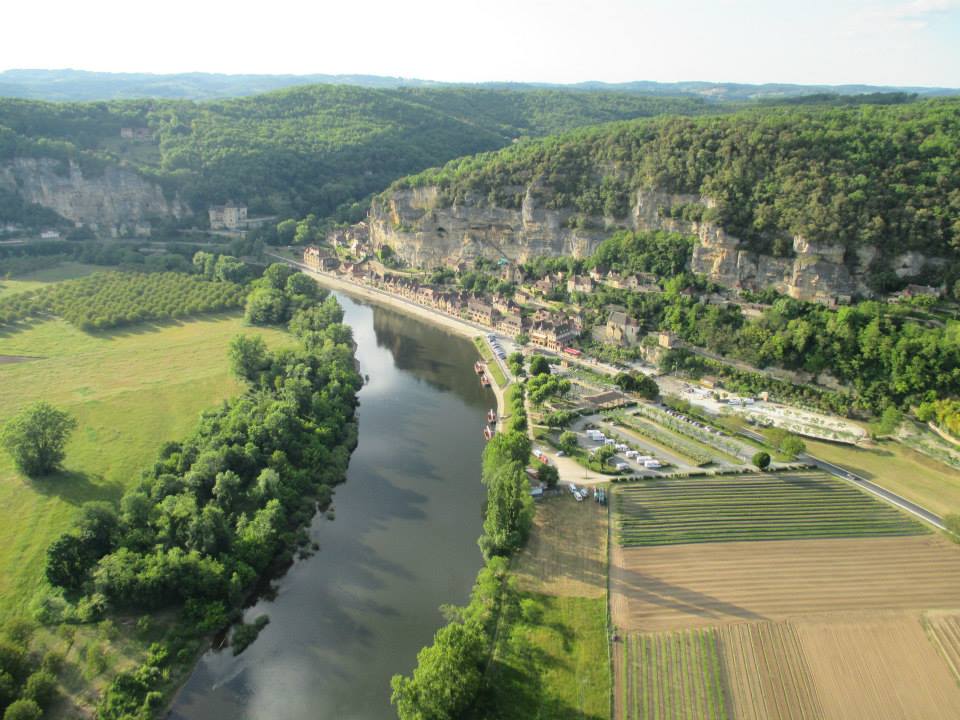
[610,535,960,632]
[797,612,960,720]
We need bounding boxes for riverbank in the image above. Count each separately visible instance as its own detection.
[284,258,510,427]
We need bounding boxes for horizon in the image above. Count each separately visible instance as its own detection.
[4,0,960,88]
[1,67,958,92]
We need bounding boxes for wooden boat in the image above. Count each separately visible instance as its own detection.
[487,409,496,423]
[483,425,494,441]
[474,361,486,374]
[480,374,491,387]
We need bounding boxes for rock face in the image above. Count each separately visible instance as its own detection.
[0,158,190,236]
[370,185,942,302]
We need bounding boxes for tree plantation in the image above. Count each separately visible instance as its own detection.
[0,271,246,330]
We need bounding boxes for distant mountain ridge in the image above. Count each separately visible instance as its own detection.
[1,68,957,102]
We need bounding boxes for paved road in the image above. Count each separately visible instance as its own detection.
[738,427,947,532]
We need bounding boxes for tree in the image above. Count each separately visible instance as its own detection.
[558,431,579,455]
[779,434,806,459]
[3,700,41,720]
[1,402,77,477]
[213,255,251,284]
[229,335,270,383]
[276,219,297,244]
[528,355,551,377]
[244,287,288,325]
[536,463,559,488]
[615,372,659,399]
[752,451,771,471]
[390,621,485,720]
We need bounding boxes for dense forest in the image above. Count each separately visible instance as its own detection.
[0,86,707,222]
[392,99,960,266]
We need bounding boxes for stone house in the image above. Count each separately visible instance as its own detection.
[467,297,496,326]
[567,275,594,294]
[529,322,576,352]
[605,310,641,346]
[209,203,248,230]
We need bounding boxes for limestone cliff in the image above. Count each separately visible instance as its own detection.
[0,158,190,236]
[370,185,941,302]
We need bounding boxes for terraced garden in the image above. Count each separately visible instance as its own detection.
[619,629,727,720]
[614,472,924,546]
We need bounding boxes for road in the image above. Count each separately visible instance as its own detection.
[738,427,947,532]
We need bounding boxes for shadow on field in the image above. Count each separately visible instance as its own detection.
[87,310,242,340]
[28,469,125,505]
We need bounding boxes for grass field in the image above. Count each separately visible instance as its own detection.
[805,437,960,519]
[618,629,727,720]
[486,594,609,720]
[486,493,610,718]
[513,492,607,598]
[472,336,507,387]
[614,472,924,546]
[0,262,101,298]
[0,314,290,620]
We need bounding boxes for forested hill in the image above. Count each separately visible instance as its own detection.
[1,68,956,102]
[390,98,960,264]
[0,85,708,220]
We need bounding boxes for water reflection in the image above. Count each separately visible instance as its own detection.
[169,292,491,720]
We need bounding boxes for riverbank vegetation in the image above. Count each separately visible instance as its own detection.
[31,282,360,716]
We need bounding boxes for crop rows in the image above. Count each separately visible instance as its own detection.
[718,623,822,720]
[615,473,924,546]
[631,404,745,459]
[607,413,712,466]
[621,629,727,720]
[928,615,960,683]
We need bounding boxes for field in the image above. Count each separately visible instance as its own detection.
[717,622,821,720]
[618,629,727,720]
[610,535,960,632]
[805,437,960,518]
[0,262,100,298]
[614,472,924,546]
[796,614,960,719]
[485,493,610,718]
[927,612,960,681]
[513,490,608,598]
[0,314,290,619]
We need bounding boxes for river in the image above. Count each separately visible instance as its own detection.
[169,291,492,719]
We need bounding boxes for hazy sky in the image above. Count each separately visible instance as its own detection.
[4,0,959,87]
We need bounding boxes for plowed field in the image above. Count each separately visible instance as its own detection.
[718,622,821,720]
[611,535,960,631]
[797,614,960,720]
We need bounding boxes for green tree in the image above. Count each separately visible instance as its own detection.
[229,335,270,383]
[276,219,297,244]
[752,451,771,471]
[528,355,551,377]
[558,431,579,455]
[390,621,485,720]
[779,434,806,459]
[244,287,288,326]
[1,402,77,477]
[3,700,41,720]
[536,462,559,488]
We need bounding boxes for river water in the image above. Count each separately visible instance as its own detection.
[169,291,492,720]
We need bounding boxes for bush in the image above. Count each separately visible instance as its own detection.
[22,670,57,708]
[231,615,270,656]
[2,700,41,720]
[752,451,771,470]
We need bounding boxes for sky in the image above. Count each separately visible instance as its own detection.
[3,0,959,87]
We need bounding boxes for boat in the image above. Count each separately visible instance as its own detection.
[474,361,486,374]
[487,409,496,423]
[480,374,491,387]
[483,425,494,440]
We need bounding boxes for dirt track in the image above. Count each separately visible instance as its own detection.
[611,535,960,632]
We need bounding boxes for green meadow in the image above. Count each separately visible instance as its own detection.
[0,313,289,620]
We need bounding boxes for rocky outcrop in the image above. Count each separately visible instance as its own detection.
[368,185,609,268]
[370,184,944,302]
[0,158,190,236]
